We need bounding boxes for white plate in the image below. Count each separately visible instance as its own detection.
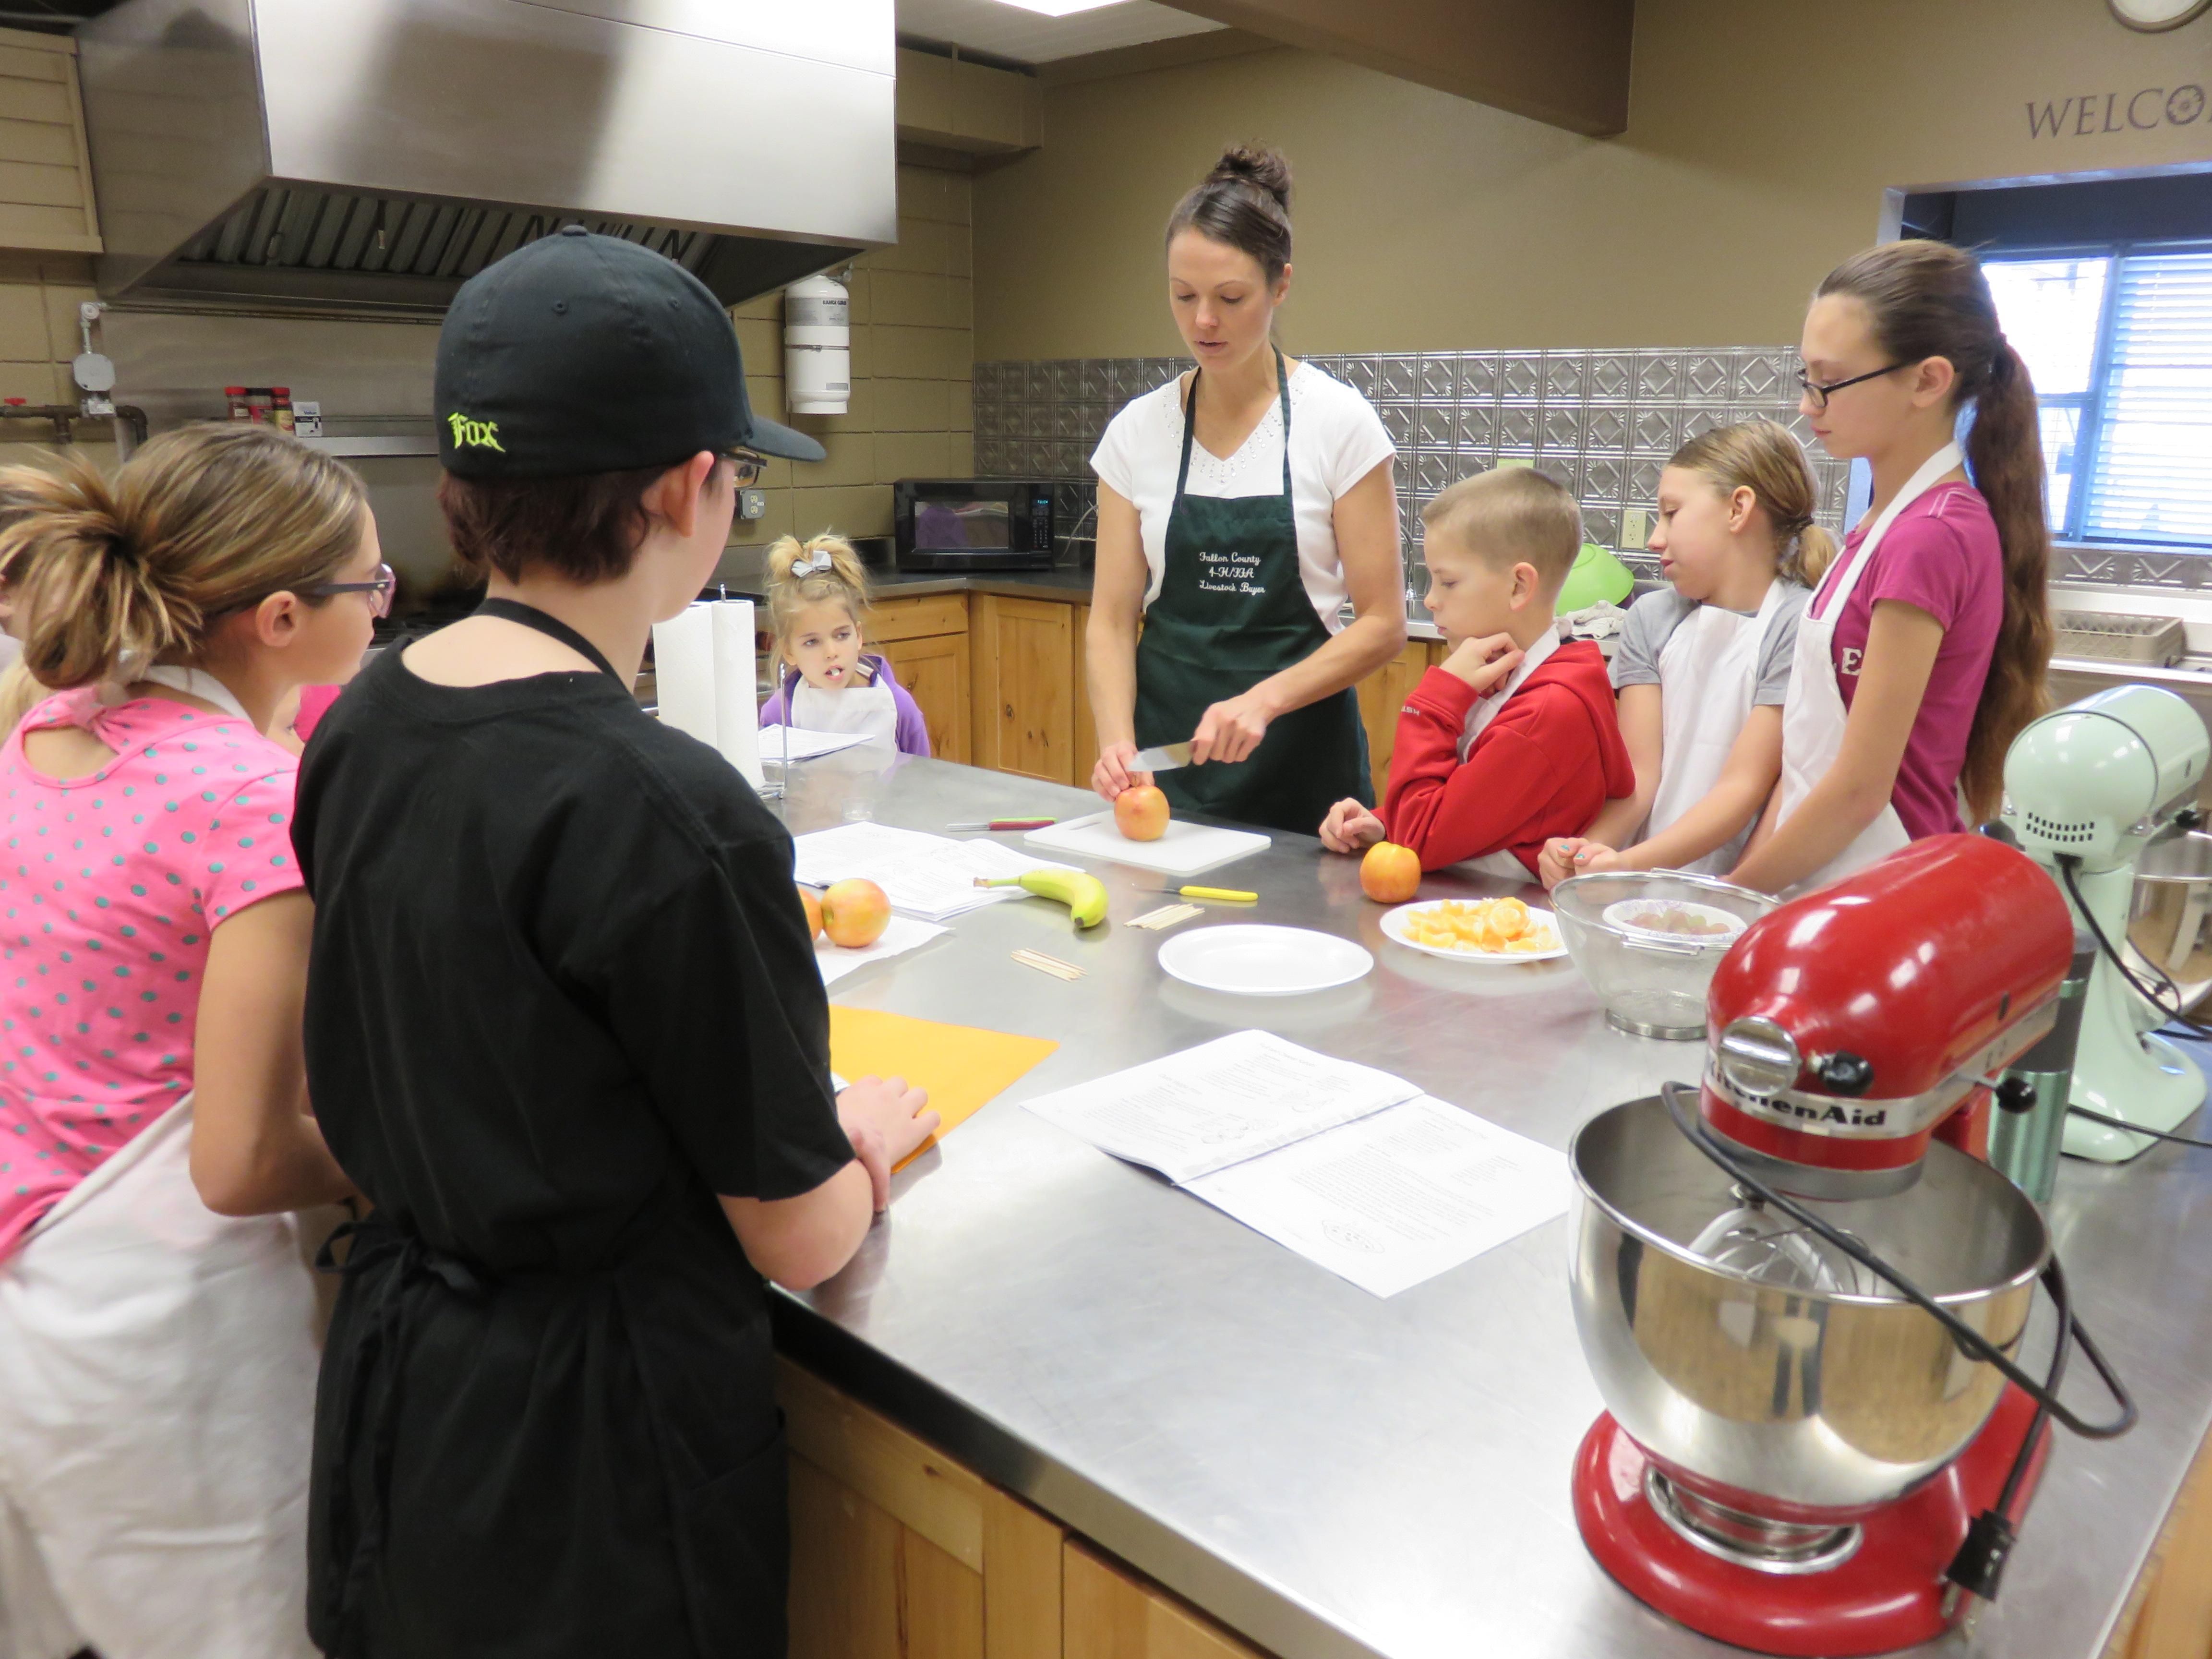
[1156,924,1374,997]
[1381,900,1568,963]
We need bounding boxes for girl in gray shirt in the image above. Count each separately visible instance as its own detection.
[1540,421,1832,884]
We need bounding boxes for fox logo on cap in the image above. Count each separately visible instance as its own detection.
[447,412,505,452]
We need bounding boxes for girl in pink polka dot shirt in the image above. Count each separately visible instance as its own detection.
[0,424,380,1658]
[0,695,306,1254]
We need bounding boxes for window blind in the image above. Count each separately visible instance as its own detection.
[2083,250,2212,547]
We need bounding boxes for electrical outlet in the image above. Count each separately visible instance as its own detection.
[739,488,767,521]
[1621,506,1650,548]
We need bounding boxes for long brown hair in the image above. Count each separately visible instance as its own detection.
[1816,240,2051,820]
[1669,419,1840,587]
[0,423,367,691]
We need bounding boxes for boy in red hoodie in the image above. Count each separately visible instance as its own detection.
[1320,468,1633,878]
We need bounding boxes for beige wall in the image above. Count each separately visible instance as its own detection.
[0,250,109,457]
[728,159,974,553]
[974,0,2212,360]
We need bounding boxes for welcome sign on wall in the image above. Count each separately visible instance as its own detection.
[2028,83,2208,135]
[2025,0,2211,139]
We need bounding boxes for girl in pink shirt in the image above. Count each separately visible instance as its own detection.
[1731,240,2051,894]
[0,424,376,1659]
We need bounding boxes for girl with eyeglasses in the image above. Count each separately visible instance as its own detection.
[0,421,372,1659]
[1727,240,2052,895]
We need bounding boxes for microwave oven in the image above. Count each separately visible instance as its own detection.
[892,478,1056,572]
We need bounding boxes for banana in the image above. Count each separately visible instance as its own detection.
[975,869,1109,928]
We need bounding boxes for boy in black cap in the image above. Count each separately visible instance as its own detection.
[292,229,936,1659]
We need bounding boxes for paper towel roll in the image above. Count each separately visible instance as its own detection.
[711,599,764,789]
[650,603,717,747]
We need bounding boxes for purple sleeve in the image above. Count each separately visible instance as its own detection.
[888,668,932,757]
[1862,495,1991,631]
[757,662,795,728]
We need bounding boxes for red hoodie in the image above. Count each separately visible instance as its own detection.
[1382,639,1635,875]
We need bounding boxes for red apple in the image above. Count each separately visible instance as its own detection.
[797,885,823,942]
[1360,842,1421,904]
[820,878,890,949]
[1114,784,1170,842]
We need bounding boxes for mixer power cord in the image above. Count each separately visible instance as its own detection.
[2055,856,2212,1150]
[1657,1082,2136,1441]
[1657,1081,2135,1608]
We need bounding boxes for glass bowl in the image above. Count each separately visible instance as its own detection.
[1551,870,1779,1038]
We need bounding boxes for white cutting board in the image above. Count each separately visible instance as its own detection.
[1023,810,1270,878]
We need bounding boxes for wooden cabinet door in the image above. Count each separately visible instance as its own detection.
[972,595,1075,784]
[781,1359,1066,1659]
[871,593,970,644]
[1354,641,1435,804]
[879,632,972,764]
[1063,1541,1273,1659]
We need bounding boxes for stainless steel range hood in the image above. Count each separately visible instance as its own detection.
[76,0,897,314]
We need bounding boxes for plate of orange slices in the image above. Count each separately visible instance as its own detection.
[1381,896,1567,963]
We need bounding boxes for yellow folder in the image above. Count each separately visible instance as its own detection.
[828,1005,1059,1167]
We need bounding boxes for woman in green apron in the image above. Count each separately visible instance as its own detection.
[1087,145,1407,834]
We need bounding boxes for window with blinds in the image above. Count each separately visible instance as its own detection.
[1986,243,2212,550]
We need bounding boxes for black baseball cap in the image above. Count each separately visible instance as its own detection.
[434,225,826,478]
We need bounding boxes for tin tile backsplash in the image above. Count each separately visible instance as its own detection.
[974,347,1850,587]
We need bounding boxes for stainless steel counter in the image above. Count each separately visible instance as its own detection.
[768,753,2212,1659]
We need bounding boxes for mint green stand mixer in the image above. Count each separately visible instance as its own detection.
[2000,684,2211,1161]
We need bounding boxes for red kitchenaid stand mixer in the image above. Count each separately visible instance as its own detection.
[1566,835,2138,1657]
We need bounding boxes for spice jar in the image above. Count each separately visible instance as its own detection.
[271,387,295,434]
[245,388,274,424]
[225,386,250,421]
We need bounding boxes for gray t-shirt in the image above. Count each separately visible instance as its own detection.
[1610,581,1810,706]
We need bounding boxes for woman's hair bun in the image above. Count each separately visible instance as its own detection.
[1207,144,1292,212]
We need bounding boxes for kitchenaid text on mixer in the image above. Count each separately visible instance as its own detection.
[1566,835,2136,1658]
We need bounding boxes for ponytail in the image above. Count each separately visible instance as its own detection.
[1667,418,1838,586]
[1794,524,1841,587]
[764,531,872,655]
[0,424,368,695]
[0,452,190,688]
[1816,241,2052,820]
[1960,339,2053,820]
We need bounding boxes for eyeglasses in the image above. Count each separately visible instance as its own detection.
[308,562,396,618]
[725,449,767,488]
[1796,362,1911,413]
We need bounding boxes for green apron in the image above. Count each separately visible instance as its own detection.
[1132,349,1371,834]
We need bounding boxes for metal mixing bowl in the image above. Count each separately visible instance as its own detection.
[1567,1096,2047,1515]
[2130,829,2212,1014]
[1551,871,1779,1039]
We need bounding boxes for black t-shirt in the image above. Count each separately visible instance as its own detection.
[293,645,853,1659]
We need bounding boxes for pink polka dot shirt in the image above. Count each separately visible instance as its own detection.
[0,689,303,1259]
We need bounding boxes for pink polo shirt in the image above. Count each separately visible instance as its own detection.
[0,690,304,1259]
[1817,481,2004,840]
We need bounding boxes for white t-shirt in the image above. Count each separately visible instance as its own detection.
[1090,361,1397,633]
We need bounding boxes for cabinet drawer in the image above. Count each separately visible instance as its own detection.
[870,593,969,644]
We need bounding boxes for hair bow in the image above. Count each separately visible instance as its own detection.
[792,550,836,577]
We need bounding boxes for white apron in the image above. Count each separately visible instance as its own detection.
[1772,443,1962,894]
[789,668,899,753]
[1646,580,1788,877]
[1454,629,1560,883]
[0,1101,321,1659]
